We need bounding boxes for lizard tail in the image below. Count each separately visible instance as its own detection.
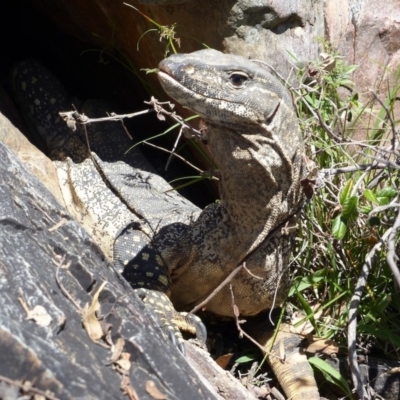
[266,324,320,400]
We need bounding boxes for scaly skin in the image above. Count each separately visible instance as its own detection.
[11,50,319,399]
[157,50,305,317]
[157,49,319,399]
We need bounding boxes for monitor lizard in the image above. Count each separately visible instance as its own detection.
[11,49,320,399]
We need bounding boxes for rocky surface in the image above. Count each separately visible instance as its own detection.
[9,0,398,105]
[0,130,221,399]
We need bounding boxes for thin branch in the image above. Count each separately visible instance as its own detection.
[144,97,204,140]
[315,109,343,142]
[54,256,81,311]
[242,263,263,280]
[30,200,58,225]
[368,203,400,216]
[321,162,388,175]
[59,97,204,140]
[190,263,244,314]
[386,201,400,289]
[364,155,400,170]
[59,108,153,128]
[141,139,215,178]
[348,227,392,400]
[229,285,279,360]
[0,374,60,400]
[292,86,343,142]
[165,125,184,171]
[251,59,291,88]
[370,90,398,151]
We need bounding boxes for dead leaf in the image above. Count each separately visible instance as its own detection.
[19,297,52,327]
[121,376,139,400]
[48,217,67,232]
[27,305,52,327]
[215,353,233,369]
[111,337,125,363]
[82,281,107,342]
[306,338,339,357]
[115,358,131,372]
[320,52,336,72]
[146,380,167,400]
[22,381,32,391]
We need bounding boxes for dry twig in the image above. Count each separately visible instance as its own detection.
[54,255,81,311]
[190,263,244,314]
[348,227,392,400]
[229,285,279,360]
[370,90,398,151]
[0,374,60,400]
[386,202,400,289]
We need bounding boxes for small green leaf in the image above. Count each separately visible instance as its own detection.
[332,215,347,239]
[289,270,327,296]
[376,186,397,206]
[235,355,257,364]
[309,357,353,398]
[342,196,359,223]
[360,204,372,214]
[339,179,354,205]
[377,196,390,206]
[363,189,379,205]
[296,292,317,331]
[376,186,397,199]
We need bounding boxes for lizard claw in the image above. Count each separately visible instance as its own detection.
[135,288,206,355]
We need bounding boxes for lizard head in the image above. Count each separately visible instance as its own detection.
[158,49,293,130]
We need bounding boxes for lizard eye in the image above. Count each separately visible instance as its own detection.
[229,72,248,87]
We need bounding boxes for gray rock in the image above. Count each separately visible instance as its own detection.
[0,133,218,400]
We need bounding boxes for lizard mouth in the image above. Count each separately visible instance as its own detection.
[157,60,178,83]
[157,68,196,102]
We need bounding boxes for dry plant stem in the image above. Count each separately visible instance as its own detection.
[60,108,152,125]
[370,90,398,150]
[60,97,203,140]
[142,139,209,177]
[54,257,81,311]
[368,203,400,216]
[351,165,374,197]
[295,89,342,142]
[144,97,203,139]
[242,263,263,280]
[0,374,60,400]
[321,163,388,175]
[348,227,392,400]
[315,109,342,142]
[30,200,58,224]
[270,387,286,400]
[165,126,183,171]
[190,263,244,314]
[59,98,207,174]
[386,202,400,289]
[365,155,400,170]
[228,285,278,360]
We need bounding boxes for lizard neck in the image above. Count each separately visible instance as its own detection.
[207,121,305,254]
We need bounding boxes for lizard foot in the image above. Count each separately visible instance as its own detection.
[135,288,207,355]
